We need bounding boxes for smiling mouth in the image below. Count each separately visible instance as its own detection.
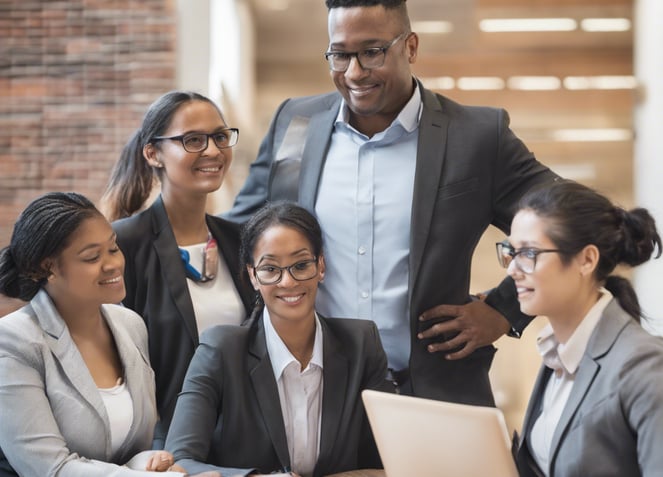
[100,276,122,285]
[279,294,304,303]
[349,84,377,95]
[197,165,222,173]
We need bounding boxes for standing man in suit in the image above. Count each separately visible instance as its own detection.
[226,0,559,406]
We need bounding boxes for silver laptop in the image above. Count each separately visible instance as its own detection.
[362,390,518,477]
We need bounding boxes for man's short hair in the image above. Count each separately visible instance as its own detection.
[325,0,406,9]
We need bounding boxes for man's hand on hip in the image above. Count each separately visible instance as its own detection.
[417,299,511,360]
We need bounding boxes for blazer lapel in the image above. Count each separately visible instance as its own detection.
[520,366,552,445]
[248,320,291,468]
[102,305,152,461]
[298,97,341,210]
[32,290,110,452]
[548,300,627,472]
[150,197,199,344]
[548,358,599,471]
[409,82,449,290]
[315,318,349,472]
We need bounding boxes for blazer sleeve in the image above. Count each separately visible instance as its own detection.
[223,99,292,224]
[484,108,560,334]
[0,354,180,477]
[165,328,257,477]
[621,337,663,475]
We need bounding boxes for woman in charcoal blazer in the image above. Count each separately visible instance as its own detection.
[103,91,254,445]
[166,202,392,477]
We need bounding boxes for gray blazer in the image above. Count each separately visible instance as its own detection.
[226,80,559,406]
[0,289,159,477]
[516,299,663,477]
[165,314,393,477]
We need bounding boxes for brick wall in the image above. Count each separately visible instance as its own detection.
[0,0,177,246]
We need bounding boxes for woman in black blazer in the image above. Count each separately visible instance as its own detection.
[165,202,392,477]
[102,91,253,447]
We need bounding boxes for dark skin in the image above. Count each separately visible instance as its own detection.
[329,4,512,360]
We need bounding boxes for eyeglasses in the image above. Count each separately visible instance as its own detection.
[324,32,409,72]
[152,128,239,153]
[253,258,319,285]
[495,240,565,274]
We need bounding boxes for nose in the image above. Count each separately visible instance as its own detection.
[202,136,223,156]
[278,268,297,287]
[506,257,520,278]
[344,55,369,80]
[103,250,125,273]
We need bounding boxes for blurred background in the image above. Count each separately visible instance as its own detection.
[1,0,661,431]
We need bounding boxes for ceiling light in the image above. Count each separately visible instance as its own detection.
[507,76,561,90]
[412,21,454,34]
[552,128,632,142]
[564,75,637,90]
[580,18,631,32]
[421,77,455,90]
[479,18,577,32]
[456,77,505,90]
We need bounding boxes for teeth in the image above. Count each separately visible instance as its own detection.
[281,295,302,303]
[101,277,121,284]
[199,167,220,172]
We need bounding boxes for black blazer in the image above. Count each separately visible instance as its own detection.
[226,81,560,406]
[113,197,253,445]
[165,314,393,477]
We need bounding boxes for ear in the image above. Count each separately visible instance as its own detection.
[143,143,162,168]
[247,265,260,290]
[317,255,326,281]
[406,32,419,64]
[39,259,56,281]
[577,244,600,277]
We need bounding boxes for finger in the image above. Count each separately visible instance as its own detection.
[417,319,461,339]
[419,304,460,321]
[445,341,478,360]
[425,333,468,353]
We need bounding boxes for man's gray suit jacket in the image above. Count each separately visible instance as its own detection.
[226,80,559,406]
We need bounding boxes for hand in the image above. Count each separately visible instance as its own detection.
[145,451,174,471]
[417,299,511,360]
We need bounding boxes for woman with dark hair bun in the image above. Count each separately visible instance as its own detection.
[502,181,663,477]
[102,90,254,446]
[0,192,218,477]
[165,201,392,477]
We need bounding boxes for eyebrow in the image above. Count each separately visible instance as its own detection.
[175,126,229,135]
[76,232,117,255]
[328,38,389,50]
[256,248,313,265]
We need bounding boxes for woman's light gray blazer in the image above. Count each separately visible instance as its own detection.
[0,289,159,477]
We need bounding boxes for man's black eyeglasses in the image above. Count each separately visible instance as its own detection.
[324,32,409,72]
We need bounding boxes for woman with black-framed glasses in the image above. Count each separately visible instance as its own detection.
[504,181,663,477]
[100,91,254,448]
[165,201,392,477]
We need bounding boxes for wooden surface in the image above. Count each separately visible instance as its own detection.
[325,470,386,477]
